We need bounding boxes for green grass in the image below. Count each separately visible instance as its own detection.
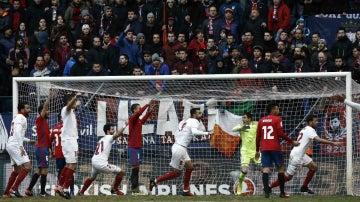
[3,195,360,202]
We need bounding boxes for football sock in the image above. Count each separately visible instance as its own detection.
[239,171,246,184]
[12,168,30,190]
[262,173,269,193]
[303,170,316,187]
[4,171,18,193]
[58,167,68,187]
[156,171,181,183]
[80,178,93,194]
[63,168,74,189]
[278,173,285,193]
[40,174,47,193]
[183,168,193,191]
[27,173,39,191]
[130,166,139,190]
[113,174,123,190]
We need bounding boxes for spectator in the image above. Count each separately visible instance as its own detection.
[10,0,26,32]
[249,45,266,73]
[162,31,181,69]
[15,22,29,47]
[262,30,277,53]
[179,12,195,41]
[200,5,222,42]
[44,0,65,27]
[145,53,170,94]
[97,6,121,37]
[53,35,71,72]
[219,0,242,22]
[64,0,90,34]
[75,9,96,38]
[29,18,49,68]
[111,54,135,76]
[187,29,206,62]
[310,38,332,68]
[193,49,207,74]
[290,16,311,39]
[90,0,108,23]
[142,51,153,75]
[30,55,55,77]
[348,46,360,83]
[123,8,143,35]
[63,48,82,76]
[220,8,241,42]
[143,12,161,43]
[115,27,143,66]
[206,46,221,74]
[291,54,310,72]
[6,36,28,68]
[86,36,106,67]
[25,0,45,36]
[268,0,290,41]
[333,56,350,72]
[11,58,29,77]
[146,33,163,57]
[290,28,308,51]
[243,9,267,46]
[79,24,94,50]
[240,31,255,59]
[111,0,127,31]
[163,16,179,39]
[50,15,72,49]
[69,51,91,76]
[277,40,290,58]
[353,28,360,48]
[174,48,194,75]
[43,48,60,75]
[142,0,163,27]
[87,62,109,76]
[331,27,353,61]
[244,0,268,23]
[312,51,335,72]
[219,33,237,60]
[102,33,118,72]
[307,32,320,55]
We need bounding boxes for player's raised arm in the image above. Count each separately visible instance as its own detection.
[40,88,54,118]
[113,121,128,140]
[335,94,360,110]
[314,136,342,146]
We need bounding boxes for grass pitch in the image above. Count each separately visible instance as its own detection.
[3,195,360,202]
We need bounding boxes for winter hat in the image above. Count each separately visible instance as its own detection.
[81,9,90,17]
[82,24,90,31]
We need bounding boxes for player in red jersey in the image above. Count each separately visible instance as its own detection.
[50,113,74,195]
[25,88,53,197]
[128,100,155,194]
[255,102,299,198]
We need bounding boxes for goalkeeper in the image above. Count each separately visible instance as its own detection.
[232,112,260,195]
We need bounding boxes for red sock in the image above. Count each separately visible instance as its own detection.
[183,168,193,191]
[63,168,74,189]
[58,167,68,187]
[113,174,123,190]
[5,172,18,193]
[12,168,30,190]
[80,178,93,194]
[269,175,290,188]
[156,171,181,183]
[303,170,315,187]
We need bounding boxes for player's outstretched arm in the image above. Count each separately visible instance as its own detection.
[334,94,360,110]
[113,120,128,140]
[314,136,342,146]
[41,88,54,118]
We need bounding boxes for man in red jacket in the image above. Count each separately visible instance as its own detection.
[267,0,290,42]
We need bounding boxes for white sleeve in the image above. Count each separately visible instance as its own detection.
[344,99,360,111]
[13,119,25,147]
[190,127,209,135]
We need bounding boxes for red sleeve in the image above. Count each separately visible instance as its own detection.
[256,121,261,152]
[140,110,151,124]
[267,8,273,32]
[276,117,293,143]
[280,6,291,30]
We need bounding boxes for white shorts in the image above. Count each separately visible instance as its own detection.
[6,144,30,166]
[91,160,121,179]
[169,143,191,170]
[287,154,313,176]
[62,139,78,164]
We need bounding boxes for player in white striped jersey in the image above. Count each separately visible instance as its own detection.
[149,108,214,196]
[54,93,81,199]
[79,122,128,196]
[269,115,341,194]
[3,102,35,198]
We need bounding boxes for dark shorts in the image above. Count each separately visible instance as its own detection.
[261,151,284,168]
[36,147,49,168]
[128,148,142,166]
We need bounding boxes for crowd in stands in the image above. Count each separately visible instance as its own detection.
[1,0,360,100]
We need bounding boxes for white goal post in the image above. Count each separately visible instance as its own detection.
[9,72,360,196]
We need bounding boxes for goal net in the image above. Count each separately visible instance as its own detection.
[6,73,360,196]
